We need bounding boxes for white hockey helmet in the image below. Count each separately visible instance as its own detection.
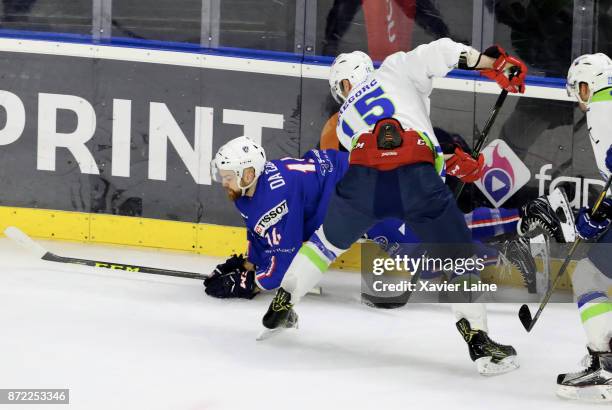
[566,53,612,105]
[328,51,374,104]
[211,136,266,194]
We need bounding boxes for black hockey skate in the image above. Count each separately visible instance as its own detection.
[257,288,299,341]
[557,345,612,402]
[497,236,537,293]
[518,188,575,243]
[456,318,519,375]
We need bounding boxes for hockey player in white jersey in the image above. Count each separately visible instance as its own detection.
[259,39,528,375]
[556,53,612,401]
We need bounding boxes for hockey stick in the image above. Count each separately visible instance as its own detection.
[518,175,612,332]
[455,67,519,200]
[3,226,323,295]
[4,226,209,280]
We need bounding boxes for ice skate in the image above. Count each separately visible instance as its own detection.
[456,318,519,375]
[557,345,612,402]
[497,236,538,293]
[518,187,575,243]
[257,288,299,341]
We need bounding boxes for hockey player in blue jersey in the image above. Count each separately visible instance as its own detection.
[206,135,569,302]
[206,119,575,303]
[207,132,574,315]
[207,136,349,298]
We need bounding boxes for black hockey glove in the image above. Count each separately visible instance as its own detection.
[207,254,247,279]
[204,268,257,299]
[204,254,257,299]
[435,127,472,155]
[592,197,612,221]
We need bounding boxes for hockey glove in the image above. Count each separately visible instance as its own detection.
[575,206,611,240]
[437,127,472,155]
[445,147,485,183]
[592,197,612,221]
[204,268,257,299]
[606,145,612,174]
[479,45,527,94]
[207,254,247,280]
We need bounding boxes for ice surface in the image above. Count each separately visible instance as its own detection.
[0,238,590,410]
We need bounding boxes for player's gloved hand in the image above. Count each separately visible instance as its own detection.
[605,145,612,174]
[445,147,485,183]
[204,268,257,299]
[207,254,247,280]
[480,45,527,93]
[592,197,612,221]
[575,206,611,240]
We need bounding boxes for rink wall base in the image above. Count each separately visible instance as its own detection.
[0,205,576,289]
[0,206,362,270]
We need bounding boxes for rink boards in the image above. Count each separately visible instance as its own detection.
[0,205,575,289]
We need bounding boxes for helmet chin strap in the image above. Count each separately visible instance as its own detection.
[575,83,593,106]
[236,170,257,196]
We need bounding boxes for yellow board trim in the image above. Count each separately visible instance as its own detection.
[0,206,582,290]
[0,206,362,270]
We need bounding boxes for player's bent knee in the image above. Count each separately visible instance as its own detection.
[572,258,607,297]
[317,225,349,257]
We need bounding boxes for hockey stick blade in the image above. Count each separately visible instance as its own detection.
[518,304,533,331]
[4,226,48,259]
[5,226,208,280]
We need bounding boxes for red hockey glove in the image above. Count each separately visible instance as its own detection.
[446,147,485,183]
[480,45,527,93]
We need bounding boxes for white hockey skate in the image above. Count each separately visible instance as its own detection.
[557,346,612,402]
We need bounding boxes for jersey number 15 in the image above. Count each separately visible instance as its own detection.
[342,86,396,136]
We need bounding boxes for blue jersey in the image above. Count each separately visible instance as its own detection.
[236,149,349,290]
[236,150,519,290]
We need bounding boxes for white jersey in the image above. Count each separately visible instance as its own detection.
[335,38,469,175]
[586,84,612,182]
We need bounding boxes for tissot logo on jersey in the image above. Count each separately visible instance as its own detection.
[254,200,289,236]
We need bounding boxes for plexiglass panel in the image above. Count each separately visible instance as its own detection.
[0,0,92,35]
[316,0,473,61]
[112,0,201,43]
[218,0,296,52]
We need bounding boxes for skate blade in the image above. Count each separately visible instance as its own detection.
[256,320,299,341]
[556,384,612,402]
[307,286,322,296]
[256,327,285,341]
[476,355,520,376]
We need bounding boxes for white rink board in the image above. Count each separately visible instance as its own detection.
[0,238,588,410]
[0,38,571,102]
